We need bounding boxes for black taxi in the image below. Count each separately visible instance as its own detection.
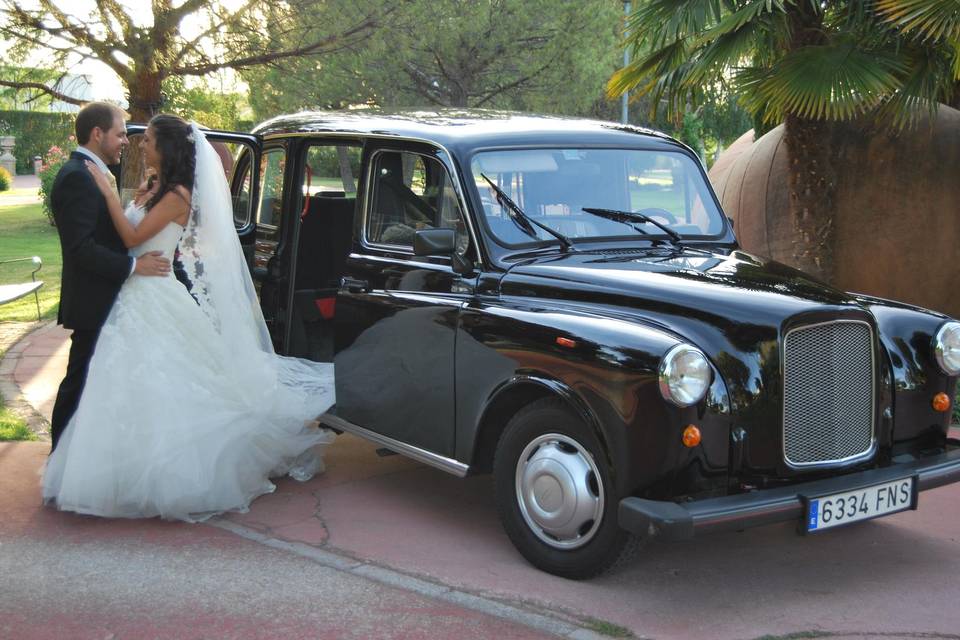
[123,110,960,578]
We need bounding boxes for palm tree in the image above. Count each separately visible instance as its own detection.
[608,0,960,283]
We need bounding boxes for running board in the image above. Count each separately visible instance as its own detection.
[318,413,470,478]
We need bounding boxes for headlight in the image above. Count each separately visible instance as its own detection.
[933,321,960,375]
[659,344,712,407]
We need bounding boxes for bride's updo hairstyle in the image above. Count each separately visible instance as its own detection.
[146,114,196,210]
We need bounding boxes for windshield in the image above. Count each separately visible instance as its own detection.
[470,148,725,246]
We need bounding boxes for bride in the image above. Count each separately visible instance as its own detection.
[42,114,336,522]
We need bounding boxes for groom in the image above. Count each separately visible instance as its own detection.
[49,102,171,452]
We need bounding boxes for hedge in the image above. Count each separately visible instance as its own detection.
[0,110,74,174]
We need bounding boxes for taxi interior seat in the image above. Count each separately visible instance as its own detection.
[290,194,355,361]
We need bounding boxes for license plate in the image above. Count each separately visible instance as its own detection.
[804,477,916,533]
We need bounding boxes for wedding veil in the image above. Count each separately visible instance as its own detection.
[175,122,336,424]
[178,124,274,358]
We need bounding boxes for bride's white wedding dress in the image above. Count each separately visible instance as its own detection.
[42,199,336,522]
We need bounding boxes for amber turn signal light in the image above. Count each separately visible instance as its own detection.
[682,425,701,448]
[932,392,951,412]
[556,336,577,348]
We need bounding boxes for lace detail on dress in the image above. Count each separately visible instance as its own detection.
[177,199,219,330]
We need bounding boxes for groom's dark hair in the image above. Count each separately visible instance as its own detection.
[75,102,125,145]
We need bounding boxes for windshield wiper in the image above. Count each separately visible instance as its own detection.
[480,173,574,252]
[581,207,683,245]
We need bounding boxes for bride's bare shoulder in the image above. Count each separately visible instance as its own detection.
[170,184,192,202]
[153,185,192,211]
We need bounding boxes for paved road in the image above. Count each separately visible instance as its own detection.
[0,442,570,640]
[4,324,960,639]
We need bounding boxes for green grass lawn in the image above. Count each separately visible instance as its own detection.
[0,393,37,441]
[0,189,62,322]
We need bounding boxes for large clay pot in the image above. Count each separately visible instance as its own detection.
[709,106,960,319]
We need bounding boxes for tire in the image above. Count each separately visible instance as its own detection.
[493,397,640,579]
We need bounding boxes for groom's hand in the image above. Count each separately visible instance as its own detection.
[135,251,171,277]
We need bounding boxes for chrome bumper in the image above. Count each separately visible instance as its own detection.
[619,446,960,541]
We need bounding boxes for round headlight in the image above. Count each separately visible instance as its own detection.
[933,322,960,375]
[659,344,712,407]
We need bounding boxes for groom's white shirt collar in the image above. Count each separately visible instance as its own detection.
[75,146,110,175]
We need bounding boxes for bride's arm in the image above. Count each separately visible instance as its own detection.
[85,162,189,248]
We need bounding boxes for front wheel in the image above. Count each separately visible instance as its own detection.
[493,398,640,579]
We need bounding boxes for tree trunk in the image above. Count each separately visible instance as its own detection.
[127,69,164,123]
[120,68,156,189]
[783,2,836,284]
[336,146,356,193]
[784,115,837,283]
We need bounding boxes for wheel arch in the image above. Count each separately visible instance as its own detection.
[469,375,612,475]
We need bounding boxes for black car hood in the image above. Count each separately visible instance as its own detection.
[500,248,863,332]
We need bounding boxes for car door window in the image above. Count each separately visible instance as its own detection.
[367,149,468,254]
[232,154,253,228]
[122,132,253,227]
[257,148,286,229]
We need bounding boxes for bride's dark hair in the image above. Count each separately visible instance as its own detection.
[145,114,195,210]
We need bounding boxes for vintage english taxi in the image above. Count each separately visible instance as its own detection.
[124,111,960,578]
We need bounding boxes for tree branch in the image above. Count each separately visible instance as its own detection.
[170,0,258,69]
[475,60,554,107]
[3,1,133,81]
[163,0,209,28]
[0,79,87,105]
[172,15,379,76]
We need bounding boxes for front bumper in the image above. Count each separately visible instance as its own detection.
[619,446,960,541]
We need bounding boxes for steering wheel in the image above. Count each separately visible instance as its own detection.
[635,207,678,226]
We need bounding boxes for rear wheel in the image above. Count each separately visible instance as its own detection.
[493,398,640,579]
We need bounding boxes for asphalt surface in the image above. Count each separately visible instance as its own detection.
[3,324,960,640]
[0,442,572,640]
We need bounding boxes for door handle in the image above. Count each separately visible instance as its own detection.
[340,276,371,293]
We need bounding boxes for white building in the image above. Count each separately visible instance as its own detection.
[48,74,95,113]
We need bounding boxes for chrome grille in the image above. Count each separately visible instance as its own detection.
[783,321,875,467]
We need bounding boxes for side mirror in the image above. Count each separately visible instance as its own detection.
[413,228,474,276]
[414,228,457,256]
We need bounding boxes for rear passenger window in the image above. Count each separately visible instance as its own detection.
[296,143,361,290]
[367,149,468,254]
[303,145,361,196]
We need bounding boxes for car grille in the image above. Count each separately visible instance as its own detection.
[782,320,875,467]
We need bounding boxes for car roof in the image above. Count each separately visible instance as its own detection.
[251,108,683,151]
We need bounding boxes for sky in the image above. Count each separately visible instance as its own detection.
[2,0,246,103]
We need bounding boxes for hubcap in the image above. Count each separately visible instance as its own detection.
[515,433,604,549]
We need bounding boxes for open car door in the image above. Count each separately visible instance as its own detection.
[122,124,262,272]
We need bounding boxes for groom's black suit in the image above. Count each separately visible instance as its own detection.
[49,151,133,451]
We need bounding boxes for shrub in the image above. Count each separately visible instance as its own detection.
[0,166,10,192]
[0,110,74,174]
[38,143,71,224]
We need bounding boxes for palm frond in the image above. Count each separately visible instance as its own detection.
[738,40,908,121]
[876,0,960,42]
[705,0,787,39]
[608,38,690,98]
[701,20,762,65]
[874,44,956,128]
[612,0,786,117]
[625,0,723,48]
[950,37,960,78]
[685,18,764,85]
